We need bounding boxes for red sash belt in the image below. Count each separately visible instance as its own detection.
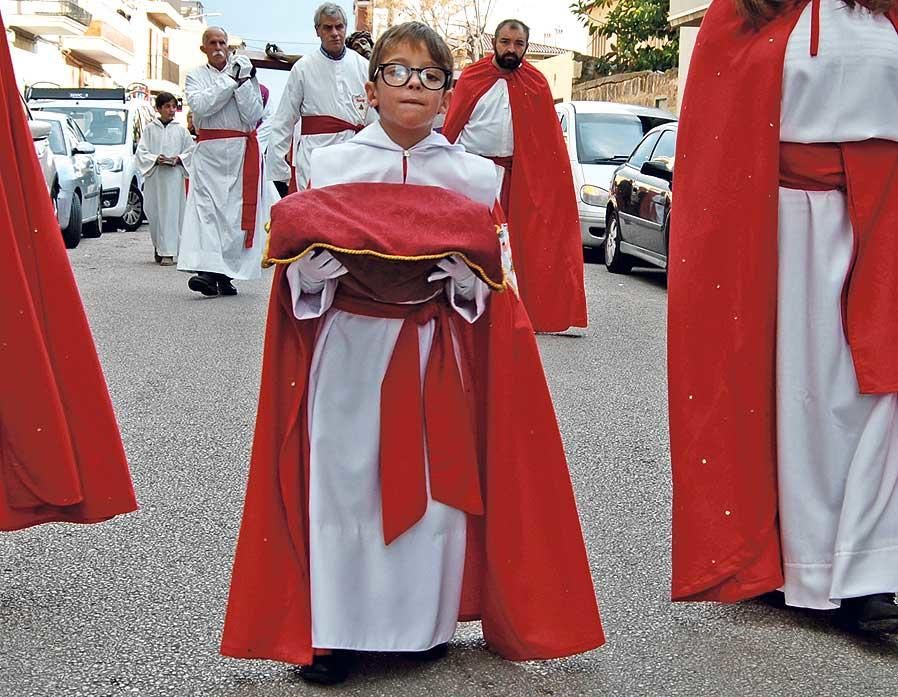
[331,290,484,545]
[487,156,514,212]
[197,128,259,247]
[779,140,898,393]
[300,115,364,136]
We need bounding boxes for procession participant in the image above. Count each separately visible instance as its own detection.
[179,26,265,297]
[265,3,374,197]
[669,0,898,632]
[346,29,374,59]
[442,19,587,333]
[0,15,136,530]
[135,91,194,266]
[220,22,604,685]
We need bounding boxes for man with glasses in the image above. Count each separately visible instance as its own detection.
[265,3,375,197]
[443,19,588,334]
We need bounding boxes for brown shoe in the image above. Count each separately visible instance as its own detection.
[160,256,175,267]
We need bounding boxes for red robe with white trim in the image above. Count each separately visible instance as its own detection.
[442,57,588,333]
[0,17,136,530]
[220,183,604,664]
[669,0,898,602]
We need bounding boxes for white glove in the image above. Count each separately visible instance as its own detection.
[294,249,347,293]
[428,254,478,301]
[231,55,255,81]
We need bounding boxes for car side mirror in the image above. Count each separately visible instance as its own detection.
[29,121,51,141]
[640,159,673,182]
[73,140,96,155]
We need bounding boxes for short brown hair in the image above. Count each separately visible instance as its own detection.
[734,0,895,24]
[495,18,530,42]
[155,91,177,109]
[368,22,454,86]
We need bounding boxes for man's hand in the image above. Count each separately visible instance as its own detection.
[155,154,168,166]
[294,250,348,294]
[428,255,478,301]
[232,55,256,82]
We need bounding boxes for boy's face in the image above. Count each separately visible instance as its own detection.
[157,101,178,123]
[365,41,451,137]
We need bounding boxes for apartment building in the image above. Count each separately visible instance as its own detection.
[668,0,707,105]
[2,0,208,96]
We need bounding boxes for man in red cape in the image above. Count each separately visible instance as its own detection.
[442,19,587,333]
[669,0,898,623]
[220,182,604,670]
[0,17,136,530]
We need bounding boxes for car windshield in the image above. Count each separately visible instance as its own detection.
[575,113,652,165]
[36,106,127,145]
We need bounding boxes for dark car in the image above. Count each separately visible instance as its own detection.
[604,122,677,274]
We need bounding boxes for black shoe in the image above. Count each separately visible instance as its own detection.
[154,249,162,264]
[217,277,238,296]
[840,593,898,633]
[188,273,219,297]
[297,652,351,685]
[408,643,448,662]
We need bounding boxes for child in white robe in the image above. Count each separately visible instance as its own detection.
[135,92,193,266]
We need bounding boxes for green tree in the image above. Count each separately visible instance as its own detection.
[570,0,679,75]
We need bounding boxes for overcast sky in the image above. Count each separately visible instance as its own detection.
[201,1,589,108]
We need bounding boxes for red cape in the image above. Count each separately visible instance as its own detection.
[668,0,898,602]
[442,57,588,332]
[221,185,604,664]
[0,17,136,530]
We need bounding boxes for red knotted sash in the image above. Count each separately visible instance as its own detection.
[331,290,484,545]
[197,128,259,246]
[300,115,364,136]
[779,140,898,392]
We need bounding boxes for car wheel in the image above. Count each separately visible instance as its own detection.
[604,212,633,274]
[82,204,103,238]
[120,183,143,232]
[61,193,82,249]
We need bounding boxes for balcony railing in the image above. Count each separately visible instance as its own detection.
[159,55,180,84]
[7,1,91,27]
[83,19,134,54]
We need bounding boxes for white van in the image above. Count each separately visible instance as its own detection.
[29,87,155,231]
[555,101,676,251]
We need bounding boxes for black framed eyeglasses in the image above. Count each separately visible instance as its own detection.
[376,63,452,91]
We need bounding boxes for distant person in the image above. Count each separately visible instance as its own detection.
[135,91,194,266]
[179,26,265,297]
[443,19,587,333]
[265,2,374,196]
[0,15,136,531]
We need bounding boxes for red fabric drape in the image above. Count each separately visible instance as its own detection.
[668,0,898,602]
[196,128,259,246]
[443,58,587,332]
[0,16,136,530]
[300,115,364,136]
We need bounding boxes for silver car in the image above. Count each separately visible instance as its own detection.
[33,112,103,248]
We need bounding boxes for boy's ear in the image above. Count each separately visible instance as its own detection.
[438,88,453,116]
[365,81,378,110]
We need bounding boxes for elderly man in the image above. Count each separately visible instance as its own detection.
[179,27,265,297]
[266,3,374,196]
[442,19,587,333]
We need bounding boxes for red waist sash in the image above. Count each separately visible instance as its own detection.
[779,140,898,393]
[197,128,259,247]
[331,290,484,544]
[300,115,364,136]
[487,156,514,212]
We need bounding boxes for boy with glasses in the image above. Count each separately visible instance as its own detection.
[221,23,604,685]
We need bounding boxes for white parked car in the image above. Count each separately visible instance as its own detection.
[555,101,676,251]
[33,111,104,248]
[29,87,155,232]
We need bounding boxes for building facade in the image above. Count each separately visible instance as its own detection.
[668,0,707,108]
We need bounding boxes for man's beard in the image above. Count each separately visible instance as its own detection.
[495,52,522,70]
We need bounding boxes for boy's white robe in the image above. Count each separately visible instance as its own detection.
[135,118,194,258]
[287,122,500,650]
[179,63,265,280]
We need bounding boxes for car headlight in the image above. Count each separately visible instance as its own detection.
[98,156,124,173]
[580,185,609,208]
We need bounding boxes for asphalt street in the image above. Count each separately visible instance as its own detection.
[1,227,896,697]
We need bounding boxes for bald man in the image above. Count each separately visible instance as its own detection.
[179,27,266,297]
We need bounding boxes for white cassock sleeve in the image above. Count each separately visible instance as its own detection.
[446,278,488,323]
[266,62,305,183]
[286,262,339,319]
[134,129,159,178]
[176,127,195,175]
[235,77,264,128]
[185,69,238,119]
